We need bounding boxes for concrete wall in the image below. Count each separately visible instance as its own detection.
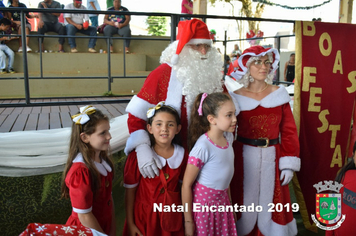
[7,32,170,55]
[0,33,170,98]
[0,76,148,98]
[13,53,147,74]
[6,32,170,72]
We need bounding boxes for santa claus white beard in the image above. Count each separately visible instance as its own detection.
[173,46,223,111]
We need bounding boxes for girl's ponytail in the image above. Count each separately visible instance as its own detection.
[188,93,210,151]
[188,92,232,151]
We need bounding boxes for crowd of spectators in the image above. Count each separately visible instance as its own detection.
[0,0,131,55]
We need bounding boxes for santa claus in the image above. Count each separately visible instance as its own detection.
[124,19,223,178]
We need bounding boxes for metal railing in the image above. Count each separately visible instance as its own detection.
[0,7,295,107]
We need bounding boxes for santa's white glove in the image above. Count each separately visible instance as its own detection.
[136,143,162,178]
[280,169,294,186]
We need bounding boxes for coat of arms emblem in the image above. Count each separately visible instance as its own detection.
[311,180,346,230]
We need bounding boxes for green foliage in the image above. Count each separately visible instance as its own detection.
[208,0,264,32]
[0,151,128,235]
[0,173,72,235]
[103,91,114,96]
[146,16,167,36]
[253,0,332,10]
[41,174,61,204]
[209,0,232,5]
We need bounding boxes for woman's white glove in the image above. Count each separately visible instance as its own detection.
[280,169,294,186]
[136,143,162,178]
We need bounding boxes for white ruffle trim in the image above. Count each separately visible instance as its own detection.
[165,69,183,117]
[228,90,241,116]
[123,182,139,188]
[279,156,301,172]
[126,95,155,121]
[230,85,290,111]
[73,206,92,214]
[124,129,151,155]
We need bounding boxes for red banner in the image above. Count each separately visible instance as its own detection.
[294,21,356,232]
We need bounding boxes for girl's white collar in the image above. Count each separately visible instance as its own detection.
[73,153,112,176]
[153,144,185,169]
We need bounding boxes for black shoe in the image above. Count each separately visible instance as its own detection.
[7,68,15,74]
[0,69,6,74]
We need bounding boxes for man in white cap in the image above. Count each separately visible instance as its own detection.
[124,19,223,178]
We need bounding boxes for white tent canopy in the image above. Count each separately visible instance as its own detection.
[0,114,129,177]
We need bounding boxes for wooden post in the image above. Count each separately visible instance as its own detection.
[193,0,207,15]
[339,0,354,23]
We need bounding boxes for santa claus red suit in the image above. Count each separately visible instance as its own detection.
[228,46,301,236]
[124,19,223,178]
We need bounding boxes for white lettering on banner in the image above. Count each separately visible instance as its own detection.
[152,203,300,212]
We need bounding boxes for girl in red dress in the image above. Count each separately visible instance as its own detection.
[123,102,187,236]
[61,105,115,236]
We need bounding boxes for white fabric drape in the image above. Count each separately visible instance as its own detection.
[0,114,129,177]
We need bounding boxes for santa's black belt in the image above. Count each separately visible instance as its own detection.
[237,136,279,148]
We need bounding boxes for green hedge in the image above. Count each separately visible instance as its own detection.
[0,151,127,236]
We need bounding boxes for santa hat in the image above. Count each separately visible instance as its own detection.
[171,19,212,65]
[230,45,280,81]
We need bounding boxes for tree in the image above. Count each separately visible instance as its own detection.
[146,16,167,36]
[209,0,265,32]
[239,0,265,32]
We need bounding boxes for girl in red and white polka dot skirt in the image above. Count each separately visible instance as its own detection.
[182,92,238,236]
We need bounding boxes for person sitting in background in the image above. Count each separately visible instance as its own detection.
[0,2,12,35]
[103,0,131,53]
[64,0,97,53]
[8,0,37,52]
[87,0,100,27]
[37,0,66,53]
[0,18,15,74]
